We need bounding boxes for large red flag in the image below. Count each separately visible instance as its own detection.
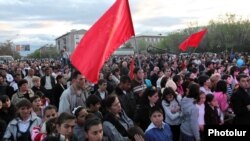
[179,29,207,52]
[71,0,135,83]
[129,57,135,79]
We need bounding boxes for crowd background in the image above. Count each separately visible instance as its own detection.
[0,51,250,141]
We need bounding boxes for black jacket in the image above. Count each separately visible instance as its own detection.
[230,87,250,124]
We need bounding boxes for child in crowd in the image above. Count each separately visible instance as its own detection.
[145,107,172,141]
[0,95,16,125]
[196,91,206,141]
[4,98,42,141]
[72,106,89,141]
[86,94,103,120]
[32,105,58,141]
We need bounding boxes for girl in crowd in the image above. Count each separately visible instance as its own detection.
[72,106,88,141]
[213,80,229,118]
[32,105,58,141]
[205,94,223,125]
[134,87,160,131]
[161,87,182,141]
[0,95,16,125]
[30,95,43,118]
[3,98,42,141]
[196,91,206,141]
[44,112,78,141]
[180,83,200,141]
[103,94,134,141]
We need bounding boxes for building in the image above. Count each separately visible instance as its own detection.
[126,35,165,48]
[56,29,166,55]
[55,29,87,53]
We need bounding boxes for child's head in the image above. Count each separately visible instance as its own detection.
[72,106,88,126]
[16,98,32,120]
[56,112,76,139]
[30,95,42,110]
[197,91,206,104]
[86,95,101,112]
[205,94,218,107]
[46,117,58,136]
[162,87,176,103]
[149,107,164,128]
[84,117,103,141]
[0,95,11,108]
[98,79,107,92]
[43,105,58,121]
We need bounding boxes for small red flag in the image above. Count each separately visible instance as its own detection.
[129,57,135,79]
[179,29,207,52]
[71,0,135,83]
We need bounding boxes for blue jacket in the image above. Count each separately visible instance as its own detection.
[145,122,173,141]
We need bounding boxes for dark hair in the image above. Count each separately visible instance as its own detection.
[237,74,248,82]
[149,106,163,117]
[18,79,28,88]
[44,105,57,115]
[57,112,75,126]
[141,87,158,105]
[30,95,40,103]
[0,95,10,103]
[46,117,58,135]
[214,80,227,93]
[56,74,63,82]
[71,71,81,80]
[98,79,107,86]
[120,75,131,84]
[173,75,182,84]
[127,126,145,141]
[197,91,205,102]
[198,75,209,86]
[205,94,215,104]
[73,106,85,118]
[221,74,230,80]
[16,98,32,109]
[160,76,169,88]
[86,94,101,108]
[162,87,177,103]
[230,66,240,76]
[104,94,118,109]
[84,117,102,132]
[133,67,142,74]
[187,83,200,100]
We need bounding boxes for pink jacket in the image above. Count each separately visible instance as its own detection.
[213,92,229,112]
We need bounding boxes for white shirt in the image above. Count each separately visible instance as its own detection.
[44,76,52,90]
[196,103,205,125]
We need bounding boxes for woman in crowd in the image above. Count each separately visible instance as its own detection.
[205,94,223,125]
[180,83,200,141]
[103,94,134,141]
[161,87,182,141]
[3,98,42,141]
[134,87,160,131]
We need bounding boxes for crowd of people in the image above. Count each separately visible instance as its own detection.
[0,52,250,141]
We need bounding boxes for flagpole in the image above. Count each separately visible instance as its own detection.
[132,35,142,69]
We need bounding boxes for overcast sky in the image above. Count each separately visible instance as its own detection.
[1,0,250,52]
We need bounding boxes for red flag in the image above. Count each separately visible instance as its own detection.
[129,57,135,79]
[71,0,135,83]
[179,29,207,52]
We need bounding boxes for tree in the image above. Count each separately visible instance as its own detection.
[0,40,21,59]
[28,44,59,58]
